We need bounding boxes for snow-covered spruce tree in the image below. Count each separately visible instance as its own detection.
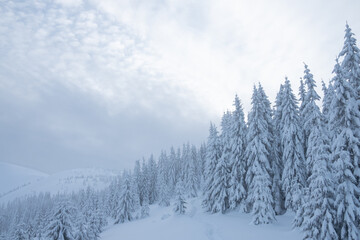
[0,209,7,238]
[191,145,201,192]
[274,84,285,159]
[131,174,141,218]
[198,143,207,186]
[281,77,306,212]
[338,23,360,196]
[168,146,178,195]
[140,196,150,219]
[45,199,77,240]
[210,112,232,213]
[74,200,93,240]
[140,159,150,218]
[228,95,247,210]
[330,59,360,240]
[24,222,36,240]
[202,123,221,212]
[85,196,107,240]
[244,86,276,224]
[157,151,171,207]
[180,144,189,182]
[173,180,187,215]
[31,195,52,239]
[258,83,283,215]
[292,187,309,230]
[114,171,135,224]
[273,84,287,215]
[8,207,24,238]
[298,78,307,149]
[11,223,28,240]
[339,23,360,100]
[183,143,198,198]
[147,155,158,204]
[298,78,307,115]
[133,160,142,206]
[301,64,321,177]
[74,215,91,240]
[321,80,334,132]
[107,176,122,219]
[293,66,323,229]
[298,119,338,240]
[175,147,182,182]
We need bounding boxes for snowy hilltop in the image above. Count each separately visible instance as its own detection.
[0,164,118,204]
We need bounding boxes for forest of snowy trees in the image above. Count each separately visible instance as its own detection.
[1,23,360,240]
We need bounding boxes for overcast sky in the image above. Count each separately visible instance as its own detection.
[1,0,359,173]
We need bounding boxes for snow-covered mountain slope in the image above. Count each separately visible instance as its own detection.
[101,198,302,240]
[0,163,118,203]
[0,162,48,197]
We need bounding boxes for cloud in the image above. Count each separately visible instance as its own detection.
[55,0,83,7]
[91,0,360,112]
[0,74,209,173]
[0,0,210,172]
[1,0,360,172]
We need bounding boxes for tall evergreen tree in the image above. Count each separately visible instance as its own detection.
[11,223,28,240]
[298,78,307,150]
[274,84,285,159]
[258,83,283,215]
[330,59,360,240]
[228,95,247,210]
[148,155,158,204]
[339,23,360,99]
[245,86,276,224]
[114,172,135,224]
[299,78,307,115]
[168,146,178,195]
[297,117,337,240]
[140,159,150,218]
[193,145,201,193]
[321,80,334,130]
[157,151,171,207]
[210,112,232,213]
[74,214,91,240]
[130,174,141,218]
[107,177,121,218]
[338,23,360,196]
[46,200,76,240]
[273,84,286,214]
[133,160,142,206]
[198,142,207,186]
[301,63,321,177]
[173,180,187,215]
[183,143,198,198]
[281,77,306,212]
[203,123,221,212]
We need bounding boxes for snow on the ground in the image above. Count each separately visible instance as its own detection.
[0,162,48,197]
[0,162,118,203]
[101,198,302,240]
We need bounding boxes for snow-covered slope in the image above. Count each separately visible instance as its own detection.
[101,198,302,240]
[0,163,118,203]
[0,162,48,197]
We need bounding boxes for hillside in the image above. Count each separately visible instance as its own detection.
[101,198,302,240]
[0,162,48,197]
[0,162,118,203]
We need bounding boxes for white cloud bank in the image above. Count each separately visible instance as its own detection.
[0,0,359,172]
